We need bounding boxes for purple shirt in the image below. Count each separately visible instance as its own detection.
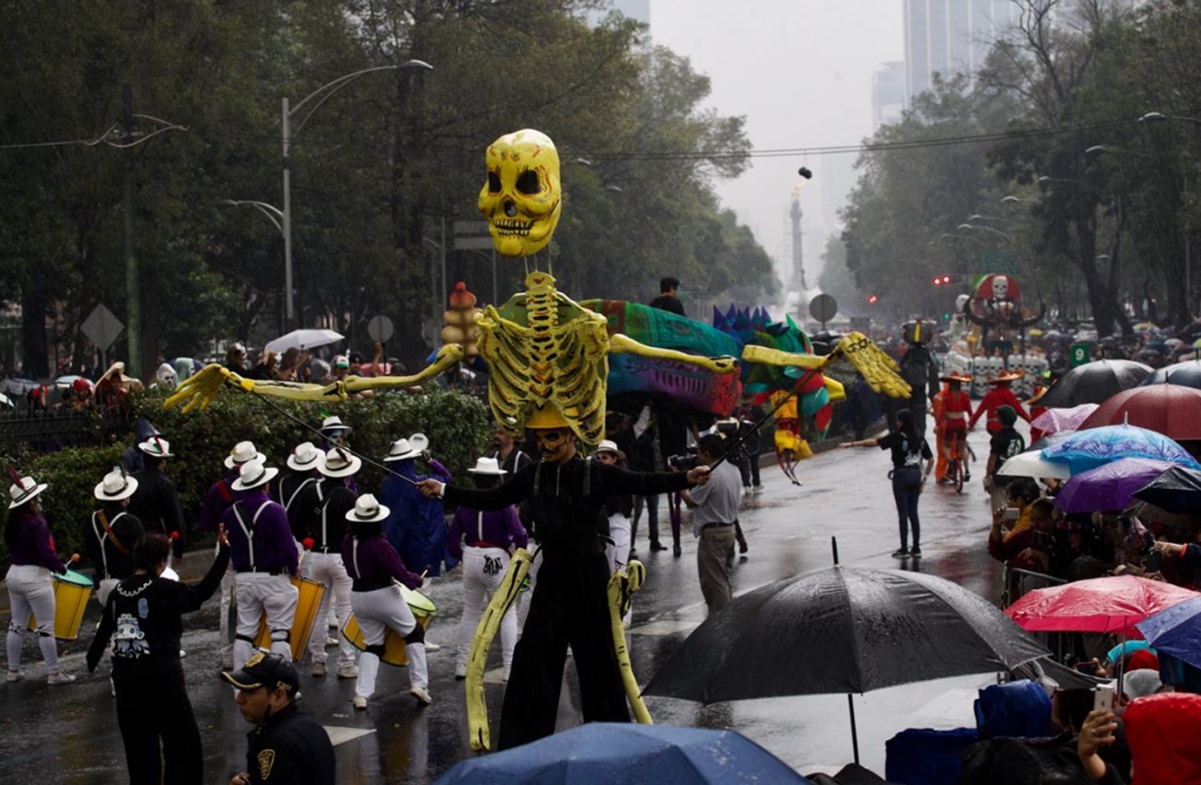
[341,534,421,591]
[221,491,298,575]
[6,512,66,573]
[198,469,244,533]
[446,506,528,562]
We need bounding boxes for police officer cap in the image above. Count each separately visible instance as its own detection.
[222,651,301,696]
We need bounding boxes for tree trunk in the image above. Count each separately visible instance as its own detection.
[20,278,50,378]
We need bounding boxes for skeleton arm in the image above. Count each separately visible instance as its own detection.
[165,344,465,413]
[609,334,738,374]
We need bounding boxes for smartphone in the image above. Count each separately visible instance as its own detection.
[1094,684,1116,713]
[1003,507,1021,521]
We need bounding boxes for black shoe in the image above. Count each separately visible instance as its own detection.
[629,547,637,559]
[738,537,748,554]
[650,541,666,552]
[672,543,682,558]
[910,547,922,558]
[963,472,971,482]
[891,548,910,559]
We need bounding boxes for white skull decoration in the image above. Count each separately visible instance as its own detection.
[478,129,562,258]
[993,275,1010,301]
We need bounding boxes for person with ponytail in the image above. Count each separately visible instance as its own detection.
[840,408,934,558]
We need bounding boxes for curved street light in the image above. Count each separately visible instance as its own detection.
[957,223,1014,242]
[282,60,433,329]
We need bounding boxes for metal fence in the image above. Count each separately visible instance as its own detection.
[0,410,128,453]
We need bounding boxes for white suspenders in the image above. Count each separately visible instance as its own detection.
[351,537,360,579]
[232,502,270,569]
[478,511,484,543]
[90,511,127,579]
[284,476,318,513]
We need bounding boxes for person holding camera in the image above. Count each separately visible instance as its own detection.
[841,408,934,558]
[681,434,742,616]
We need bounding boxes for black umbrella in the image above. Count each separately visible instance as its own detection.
[643,559,1048,763]
[1132,465,1201,514]
[1139,359,1201,390]
[1038,360,1153,408]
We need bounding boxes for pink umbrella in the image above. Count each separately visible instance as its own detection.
[1005,575,1199,637]
[1031,403,1099,435]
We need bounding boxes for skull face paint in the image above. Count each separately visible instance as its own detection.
[532,428,575,463]
[478,129,562,258]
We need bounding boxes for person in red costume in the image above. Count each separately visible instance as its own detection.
[1027,384,1048,443]
[969,372,1031,434]
[937,374,974,482]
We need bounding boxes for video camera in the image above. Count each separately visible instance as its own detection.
[667,450,700,472]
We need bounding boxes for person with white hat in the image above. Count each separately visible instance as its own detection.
[304,447,360,679]
[199,440,263,670]
[342,494,431,709]
[379,435,453,577]
[594,441,634,582]
[318,416,358,494]
[129,435,185,561]
[86,467,145,606]
[446,457,528,681]
[5,473,76,684]
[221,457,300,672]
[275,441,323,530]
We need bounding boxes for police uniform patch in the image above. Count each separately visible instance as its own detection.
[257,749,275,780]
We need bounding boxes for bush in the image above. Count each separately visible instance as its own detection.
[1,387,492,569]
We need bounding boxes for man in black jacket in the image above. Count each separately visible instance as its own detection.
[224,652,335,785]
[86,468,145,606]
[128,436,186,560]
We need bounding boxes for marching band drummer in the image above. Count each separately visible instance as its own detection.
[222,457,300,672]
[305,447,360,680]
[342,494,431,710]
[5,474,76,685]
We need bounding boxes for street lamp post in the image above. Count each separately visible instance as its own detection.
[281,60,432,330]
[218,199,286,329]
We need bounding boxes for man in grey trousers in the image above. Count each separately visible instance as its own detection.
[682,434,743,616]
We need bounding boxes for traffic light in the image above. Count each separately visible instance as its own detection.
[867,294,879,305]
[932,274,952,287]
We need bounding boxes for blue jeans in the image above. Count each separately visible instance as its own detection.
[632,495,659,544]
[891,467,922,550]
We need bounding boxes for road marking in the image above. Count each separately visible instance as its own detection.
[324,726,376,746]
[630,619,702,636]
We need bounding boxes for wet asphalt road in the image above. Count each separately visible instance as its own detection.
[1,424,1011,783]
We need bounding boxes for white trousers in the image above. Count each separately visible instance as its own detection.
[304,552,355,667]
[218,561,236,669]
[350,586,427,698]
[457,546,517,671]
[5,565,58,673]
[233,573,297,670]
[605,513,633,626]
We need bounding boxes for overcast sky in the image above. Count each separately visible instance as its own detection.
[648,1,904,293]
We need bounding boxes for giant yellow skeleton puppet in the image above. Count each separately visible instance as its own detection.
[167,128,906,751]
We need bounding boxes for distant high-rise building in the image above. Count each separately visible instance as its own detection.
[903,0,1014,103]
[872,61,906,130]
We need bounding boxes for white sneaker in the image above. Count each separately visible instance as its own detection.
[752,485,764,494]
[328,615,339,630]
[352,695,367,710]
[311,662,328,677]
[409,686,432,706]
[6,669,23,683]
[47,671,76,686]
[424,642,441,653]
[454,663,467,680]
[336,664,359,679]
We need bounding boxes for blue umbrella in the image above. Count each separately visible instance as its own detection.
[431,723,813,785]
[1041,424,1201,474]
[1135,596,1201,671]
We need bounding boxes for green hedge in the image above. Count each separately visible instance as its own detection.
[2,387,492,569]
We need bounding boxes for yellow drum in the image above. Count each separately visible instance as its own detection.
[29,569,93,641]
[254,577,325,661]
[342,585,437,667]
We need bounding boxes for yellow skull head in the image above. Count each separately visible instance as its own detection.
[478,129,561,258]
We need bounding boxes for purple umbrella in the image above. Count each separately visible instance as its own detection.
[1053,458,1181,513]
[1031,403,1099,435]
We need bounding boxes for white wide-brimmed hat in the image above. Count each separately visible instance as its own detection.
[320,415,352,434]
[286,441,322,471]
[224,440,265,469]
[345,493,390,523]
[94,468,139,502]
[318,448,361,478]
[8,476,48,509]
[383,438,421,462]
[232,457,279,491]
[467,457,507,476]
[138,435,173,458]
[594,439,626,462]
[408,433,429,453]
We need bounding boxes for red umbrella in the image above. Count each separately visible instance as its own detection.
[1078,384,1201,440]
[1005,575,1199,637]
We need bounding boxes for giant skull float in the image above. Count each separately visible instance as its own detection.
[962,272,1044,351]
[478,129,562,258]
